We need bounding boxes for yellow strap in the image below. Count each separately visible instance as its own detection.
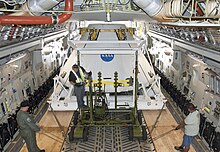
[85,80,130,87]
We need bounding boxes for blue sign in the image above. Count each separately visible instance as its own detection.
[100,54,114,62]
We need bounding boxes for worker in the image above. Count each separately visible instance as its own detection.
[69,64,92,108]
[174,103,200,152]
[16,101,45,152]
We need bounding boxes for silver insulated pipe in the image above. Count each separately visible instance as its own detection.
[28,0,63,15]
[133,0,174,22]
[133,0,220,22]
[133,0,162,17]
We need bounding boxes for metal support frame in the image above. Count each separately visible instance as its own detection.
[148,30,220,63]
[146,75,161,95]
[114,72,118,109]
[70,69,144,141]
[52,76,71,102]
[54,76,69,94]
[88,75,94,122]
[50,33,165,111]
[134,51,138,116]
[0,30,68,59]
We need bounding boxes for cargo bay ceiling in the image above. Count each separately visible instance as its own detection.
[1,0,220,23]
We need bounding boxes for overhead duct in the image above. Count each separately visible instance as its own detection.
[200,1,220,17]
[28,0,64,16]
[0,0,73,25]
[10,0,63,16]
[133,0,162,16]
[133,0,220,22]
[133,0,173,22]
[163,0,213,18]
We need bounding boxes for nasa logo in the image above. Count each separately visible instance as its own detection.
[100,54,114,62]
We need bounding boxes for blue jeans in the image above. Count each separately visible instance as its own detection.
[74,85,85,108]
[182,134,193,147]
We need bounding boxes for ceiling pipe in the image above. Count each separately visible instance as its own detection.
[136,0,220,21]
[9,0,63,16]
[133,0,175,22]
[28,0,64,16]
[0,0,73,25]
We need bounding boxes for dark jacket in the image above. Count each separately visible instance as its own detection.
[69,66,86,83]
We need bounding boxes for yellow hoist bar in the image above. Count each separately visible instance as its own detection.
[85,79,131,87]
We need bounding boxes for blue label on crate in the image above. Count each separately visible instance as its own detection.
[100,54,114,62]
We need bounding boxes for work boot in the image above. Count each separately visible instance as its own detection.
[40,150,45,152]
[174,146,183,151]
